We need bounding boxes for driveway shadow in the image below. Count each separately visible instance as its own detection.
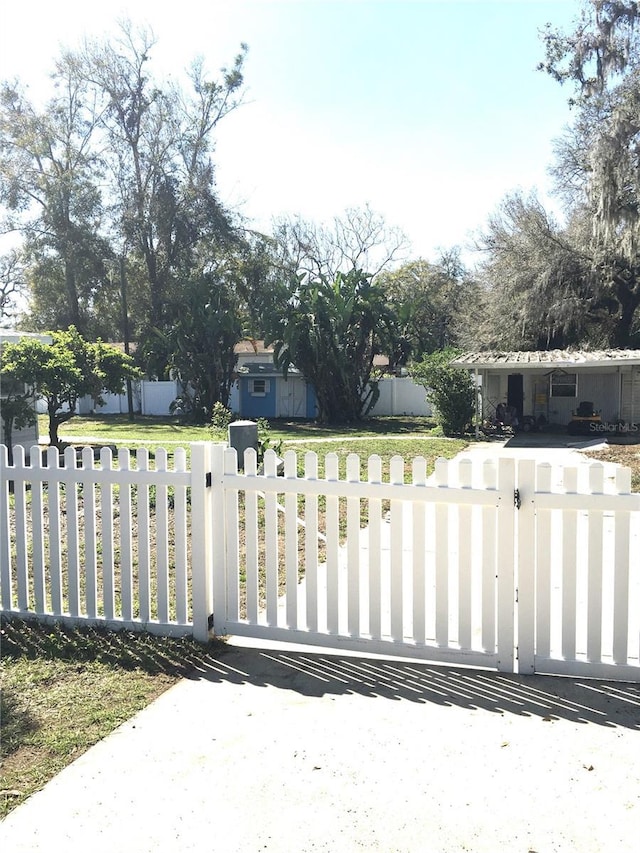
[188,643,640,730]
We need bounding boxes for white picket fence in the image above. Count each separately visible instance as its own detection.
[0,443,212,637]
[2,442,640,680]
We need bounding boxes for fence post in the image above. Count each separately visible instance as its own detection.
[211,444,228,637]
[516,460,536,675]
[191,442,213,643]
[496,457,516,673]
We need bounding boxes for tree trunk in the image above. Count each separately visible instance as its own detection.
[48,406,60,448]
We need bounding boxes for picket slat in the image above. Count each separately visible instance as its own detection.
[100,448,115,620]
[389,455,404,642]
[264,451,279,626]
[244,450,259,624]
[284,451,299,629]
[367,455,383,640]
[31,450,46,612]
[137,449,152,621]
[411,456,427,644]
[434,458,450,647]
[457,458,473,650]
[561,467,578,661]
[174,448,189,624]
[325,453,340,635]
[481,459,497,653]
[64,447,81,617]
[0,445,11,610]
[119,448,134,621]
[304,452,319,632]
[346,454,361,637]
[82,447,98,618]
[155,448,170,624]
[587,465,605,663]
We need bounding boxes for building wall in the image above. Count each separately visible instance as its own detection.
[239,377,277,419]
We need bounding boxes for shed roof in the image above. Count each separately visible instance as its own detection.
[451,349,640,370]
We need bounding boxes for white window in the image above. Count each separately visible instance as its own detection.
[249,378,270,396]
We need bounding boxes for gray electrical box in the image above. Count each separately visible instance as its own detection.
[228,420,258,468]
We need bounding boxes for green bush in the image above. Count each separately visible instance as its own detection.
[410,349,474,436]
[209,402,234,437]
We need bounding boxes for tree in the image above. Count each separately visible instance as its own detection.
[474,192,605,350]
[76,23,247,366]
[0,63,107,336]
[269,269,399,423]
[0,250,26,327]
[0,368,36,465]
[538,0,640,347]
[273,205,409,282]
[0,326,139,446]
[162,272,242,422]
[410,349,474,436]
[377,249,471,363]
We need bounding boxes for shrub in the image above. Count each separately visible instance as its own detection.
[210,402,234,435]
[410,349,474,436]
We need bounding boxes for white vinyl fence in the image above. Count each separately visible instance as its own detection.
[2,443,640,681]
[0,443,212,637]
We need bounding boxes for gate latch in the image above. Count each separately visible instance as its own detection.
[514,489,521,510]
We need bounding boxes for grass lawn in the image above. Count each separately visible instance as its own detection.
[40,413,442,445]
[0,618,223,819]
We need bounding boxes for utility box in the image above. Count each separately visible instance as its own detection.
[228,420,258,468]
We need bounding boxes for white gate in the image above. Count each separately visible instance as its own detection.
[207,447,640,681]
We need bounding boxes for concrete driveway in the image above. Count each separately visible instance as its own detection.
[1,637,639,853]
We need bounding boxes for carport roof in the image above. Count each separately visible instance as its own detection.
[451,349,640,370]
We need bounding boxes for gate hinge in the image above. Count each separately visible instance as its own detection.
[205,472,212,488]
[514,488,521,510]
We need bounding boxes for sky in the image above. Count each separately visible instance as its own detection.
[0,0,586,268]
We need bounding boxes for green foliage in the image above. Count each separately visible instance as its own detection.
[0,368,36,464]
[210,402,234,433]
[158,273,242,423]
[410,349,475,436]
[1,327,139,446]
[378,250,470,363]
[256,418,282,463]
[269,269,399,424]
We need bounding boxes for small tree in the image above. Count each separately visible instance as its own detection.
[269,269,399,424]
[1,327,139,447]
[410,349,475,436]
[0,370,36,465]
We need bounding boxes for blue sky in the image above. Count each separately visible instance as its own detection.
[0,0,585,266]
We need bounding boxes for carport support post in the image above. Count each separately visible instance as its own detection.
[191,442,213,643]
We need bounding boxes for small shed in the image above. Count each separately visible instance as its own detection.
[452,349,640,431]
[236,363,317,419]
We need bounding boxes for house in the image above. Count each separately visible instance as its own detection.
[452,349,640,434]
[0,330,52,455]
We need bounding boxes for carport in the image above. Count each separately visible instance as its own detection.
[452,349,640,438]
